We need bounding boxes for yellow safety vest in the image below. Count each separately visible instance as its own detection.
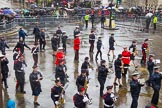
[153,17,158,24]
[84,15,89,21]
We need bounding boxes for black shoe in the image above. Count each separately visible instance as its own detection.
[119,85,123,88]
[21,91,26,94]
[34,102,40,106]
[5,85,8,88]
[114,83,118,86]
[107,54,110,56]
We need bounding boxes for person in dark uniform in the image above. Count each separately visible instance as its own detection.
[150,66,162,106]
[39,29,46,51]
[95,36,102,60]
[76,69,88,91]
[31,42,39,66]
[29,65,43,106]
[129,40,137,67]
[14,55,27,93]
[73,87,90,108]
[73,26,80,38]
[141,39,149,65]
[1,55,9,88]
[130,72,144,108]
[114,54,123,87]
[55,60,66,86]
[0,36,9,55]
[13,48,21,61]
[62,31,68,52]
[81,57,93,77]
[51,33,58,56]
[51,78,64,107]
[13,38,31,54]
[98,60,109,97]
[101,15,105,28]
[146,54,156,86]
[56,27,62,47]
[103,85,115,108]
[33,24,40,42]
[108,34,115,57]
[89,30,95,52]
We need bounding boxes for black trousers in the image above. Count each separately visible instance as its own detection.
[154,23,156,30]
[151,87,160,105]
[63,43,66,52]
[101,21,104,28]
[2,72,8,86]
[98,78,106,96]
[96,49,102,59]
[15,72,25,92]
[123,64,129,76]
[74,50,79,61]
[33,54,38,66]
[89,42,94,52]
[40,39,46,50]
[35,34,40,42]
[131,96,139,108]
[85,20,88,29]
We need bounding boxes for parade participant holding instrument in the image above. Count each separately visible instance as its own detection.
[130,72,144,108]
[150,66,162,107]
[51,78,65,108]
[129,40,138,67]
[81,57,93,77]
[141,39,149,65]
[122,47,131,77]
[98,60,109,97]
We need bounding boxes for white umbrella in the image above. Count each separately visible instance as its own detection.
[145,12,153,18]
[118,6,124,10]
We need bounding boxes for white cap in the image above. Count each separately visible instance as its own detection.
[132,72,139,76]
[58,47,63,50]
[0,53,5,58]
[62,31,66,33]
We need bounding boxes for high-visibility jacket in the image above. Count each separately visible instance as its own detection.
[84,15,90,21]
[153,16,158,24]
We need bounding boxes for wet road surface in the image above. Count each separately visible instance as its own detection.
[2,23,162,108]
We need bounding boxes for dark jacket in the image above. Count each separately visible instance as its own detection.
[74,29,80,38]
[56,29,62,34]
[151,72,162,90]
[62,35,68,44]
[130,79,143,96]
[109,37,115,47]
[14,60,27,72]
[55,64,65,79]
[81,61,90,70]
[13,42,30,54]
[19,29,27,38]
[51,86,63,102]
[76,74,86,88]
[98,65,108,79]
[40,32,45,41]
[114,58,122,72]
[97,40,102,50]
[0,40,9,54]
[89,34,95,43]
[147,60,155,74]
[103,93,114,107]
[129,44,136,53]
[1,58,9,73]
[29,71,43,92]
[73,93,86,108]
[33,26,40,35]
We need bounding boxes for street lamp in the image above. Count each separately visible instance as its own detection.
[0,54,5,108]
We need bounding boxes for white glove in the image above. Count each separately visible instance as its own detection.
[61,94,64,98]
[55,101,59,105]
[83,95,89,102]
[110,93,115,98]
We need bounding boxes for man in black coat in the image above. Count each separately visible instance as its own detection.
[62,31,68,52]
[33,24,40,42]
[73,26,80,38]
[56,27,62,47]
[98,60,109,97]
[108,33,115,57]
[51,33,58,56]
[130,72,144,108]
[150,66,162,106]
[29,65,43,106]
[13,38,31,54]
[14,55,27,93]
[1,55,9,88]
[0,36,9,55]
[81,57,93,77]
[89,30,95,53]
[95,36,102,60]
[39,29,46,51]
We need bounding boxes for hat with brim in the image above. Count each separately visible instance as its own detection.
[0,53,5,58]
[154,66,160,70]
[101,60,106,64]
[111,33,114,36]
[149,54,154,57]
[144,38,149,42]
[106,85,113,90]
[58,47,63,50]
[132,72,139,76]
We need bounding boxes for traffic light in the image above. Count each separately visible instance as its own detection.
[117,0,121,4]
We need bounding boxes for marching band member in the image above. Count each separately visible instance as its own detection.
[103,85,117,108]
[31,42,39,66]
[55,47,65,66]
[122,47,131,77]
[130,72,144,108]
[141,39,149,65]
[129,40,138,68]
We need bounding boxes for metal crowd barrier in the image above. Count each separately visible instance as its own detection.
[0,20,17,32]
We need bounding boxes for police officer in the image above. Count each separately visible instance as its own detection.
[33,23,40,42]
[14,55,27,93]
[13,38,31,54]
[56,27,62,47]
[51,78,64,107]
[114,54,123,87]
[84,13,90,29]
[55,60,66,86]
[73,87,90,108]
[1,55,9,88]
[76,69,88,91]
[51,33,58,56]
[146,54,156,86]
[62,31,68,52]
[103,85,115,108]
[73,26,80,38]
[129,40,137,67]
[29,65,43,106]
[98,60,109,97]
[39,29,46,51]
[31,42,39,67]
[150,66,162,106]
[81,57,93,77]
[108,34,115,57]
[89,30,95,53]
[95,36,102,60]
[130,72,144,108]
[0,36,9,55]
